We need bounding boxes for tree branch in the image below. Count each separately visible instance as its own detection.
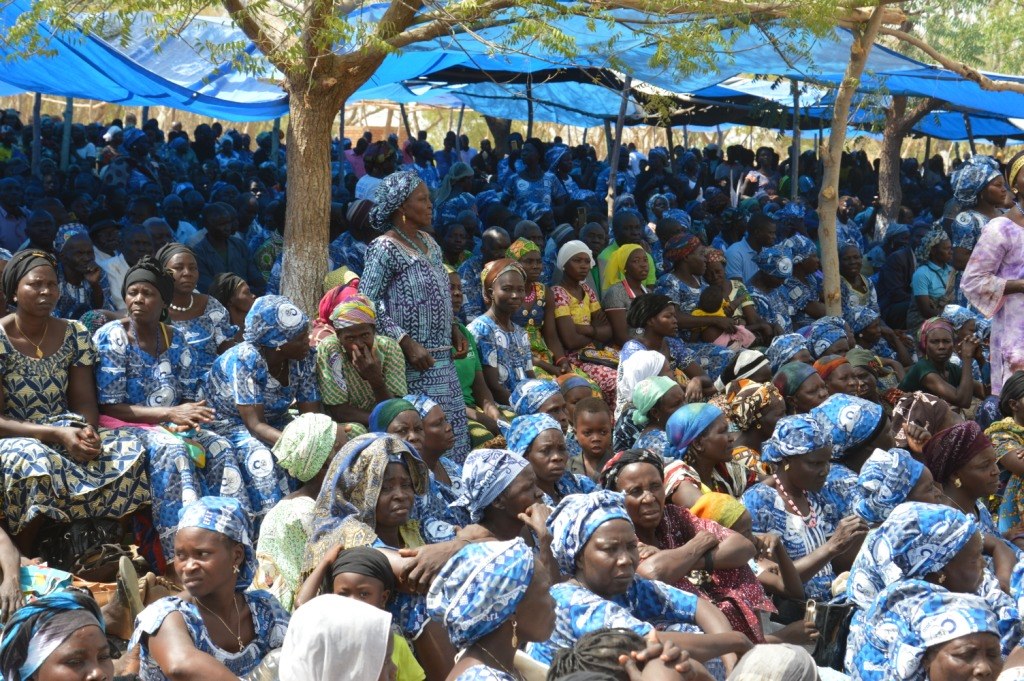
[220,0,291,71]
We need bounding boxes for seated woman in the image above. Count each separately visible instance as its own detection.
[52,224,115,321]
[309,279,359,347]
[853,447,944,526]
[279,594,397,681]
[468,259,535,405]
[507,414,595,505]
[907,229,956,333]
[130,497,290,680]
[506,238,569,378]
[989,372,1024,536]
[720,380,786,475]
[631,377,686,455]
[602,243,651,347]
[747,248,794,337]
[847,305,912,369]
[600,450,771,644]
[765,334,812,374]
[772,361,829,415]
[846,348,901,407]
[204,295,321,526]
[526,491,752,670]
[0,590,112,681]
[662,403,755,505]
[900,317,981,410]
[704,247,771,344]
[839,242,879,314]
[780,233,825,330]
[740,415,868,605]
[510,378,569,431]
[551,241,618,407]
[454,447,548,547]
[850,580,1003,681]
[845,502,1018,672]
[613,350,672,453]
[404,393,471,533]
[806,320,850,360]
[207,272,254,348]
[94,257,245,563]
[921,421,1021,584]
[301,433,469,679]
[316,292,407,434]
[813,354,865,399]
[427,538,555,681]
[253,413,346,611]
[0,250,148,554]
[622,293,708,401]
[156,243,235,384]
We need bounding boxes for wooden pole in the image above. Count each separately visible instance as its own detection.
[684,124,689,149]
[605,75,633,219]
[603,120,613,157]
[963,113,977,155]
[455,104,466,141]
[60,97,73,172]
[790,79,801,202]
[399,103,412,139]
[665,123,673,151]
[526,78,534,140]
[30,93,41,177]
[141,106,149,125]
[924,135,931,163]
[270,117,281,165]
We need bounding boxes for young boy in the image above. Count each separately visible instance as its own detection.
[568,397,613,482]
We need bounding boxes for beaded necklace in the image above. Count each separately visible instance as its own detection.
[776,477,817,527]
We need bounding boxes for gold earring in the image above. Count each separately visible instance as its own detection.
[401,213,407,225]
[784,463,791,471]
[511,619,519,648]
[953,478,962,488]
[233,565,240,575]
[938,573,946,584]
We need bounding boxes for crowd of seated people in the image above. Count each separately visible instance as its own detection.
[0,110,1024,681]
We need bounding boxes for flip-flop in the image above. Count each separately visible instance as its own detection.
[117,556,144,623]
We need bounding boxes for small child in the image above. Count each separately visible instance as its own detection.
[569,397,613,481]
[692,284,756,350]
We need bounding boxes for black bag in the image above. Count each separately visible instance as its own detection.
[807,598,855,670]
[35,518,129,580]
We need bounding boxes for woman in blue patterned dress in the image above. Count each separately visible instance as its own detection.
[502,139,567,222]
[130,497,290,680]
[506,414,595,505]
[156,243,235,386]
[0,250,148,551]
[427,538,555,681]
[359,171,470,460]
[507,237,567,377]
[404,393,470,535]
[204,295,321,527]
[740,414,867,604]
[94,257,247,561]
[526,491,751,672]
[433,162,477,228]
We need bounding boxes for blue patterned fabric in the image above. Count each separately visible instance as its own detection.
[167,296,236,385]
[845,305,880,334]
[451,667,517,681]
[507,413,561,456]
[177,496,258,589]
[951,155,1001,207]
[850,580,999,681]
[526,578,699,666]
[510,379,560,416]
[753,247,792,279]
[243,295,308,348]
[808,322,847,360]
[650,273,733,378]
[368,171,423,232]
[547,490,632,576]
[426,538,535,648]
[53,223,89,254]
[749,285,792,334]
[741,483,841,599]
[633,428,669,458]
[94,321,198,407]
[401,395,466,535]
[54,264,114,320]
[781,274,823,329]
[328,232,367,276]
[781,233,817,264]
[766,333,809,373]
[760,414,833,463]
[855,448,925,524]
[810,394,884,460]
[941,304,979,331]
[131,591,289,680]
[840,276,881,318]
[406,162,441,192]
[434,191,477,228]
[467,314,534,394]
[502,171,568,221]
[665,403,721,461]
[455,448,529,522]
[952,209,988,252]
[457,254,485,323]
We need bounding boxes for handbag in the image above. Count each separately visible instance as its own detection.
[806,597,855,670]
[35,518,130,581]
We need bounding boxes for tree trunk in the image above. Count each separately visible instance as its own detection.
[817,7,884,316]
[279,83,339,315]
[483,116,512,154]
[877,96,942,234]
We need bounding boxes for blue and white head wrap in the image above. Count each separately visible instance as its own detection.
[0,591,105,681]
[810,394,885,461]
[545,145,570,172]
[53,222,89,255]
[846,305,880,335]
[547,491,632,576]
[454,449,529,522]
[177,496,257,590]
[808,321,847,360]
[426,538,535,649]
[855,448,926,525]
[781,233,817,265]
[766,333,810,373]
[510,378,561,416]
[368,171,424,232]
[507,414,562,456]
[243,294,308,348]
[951,156,1001,207]
[404,393,440,419]
[941,304,978,332]
[663,208,692,231]
[753,247,792,279]
[760,414,833,464]
[856,579,997,681]
[665,403,722,460]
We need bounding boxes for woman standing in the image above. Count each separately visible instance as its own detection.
[204,295,321,525]
[951,156,1007,290]
[501,138,567,222]
[94,258,244,561]
[130,497,290,680]
[0,250,148,552]
[156,243,235,384]
[360,171,470,459]
[962,150,1024,397]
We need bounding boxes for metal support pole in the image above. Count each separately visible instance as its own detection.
[790,79,801,202]
[60,97,73,172]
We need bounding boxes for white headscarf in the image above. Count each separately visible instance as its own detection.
[279,595,392,681]
[615,349,667,419]
[556,240,595,271]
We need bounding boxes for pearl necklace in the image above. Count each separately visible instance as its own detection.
[169,294,194,313]
[776,477,817,527]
